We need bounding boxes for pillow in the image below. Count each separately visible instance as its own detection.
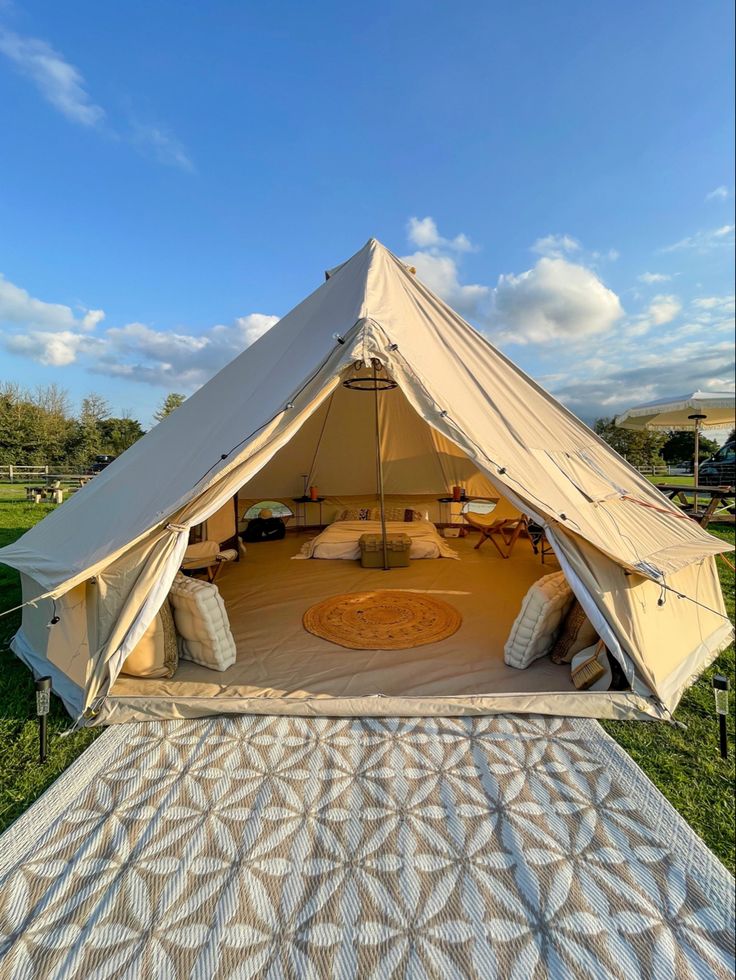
[550,600,598,664]
[504,571,574,669]
[121,605,178,679]
[336,508,376,521]
[383,506,425,522]
[168,573,236,671]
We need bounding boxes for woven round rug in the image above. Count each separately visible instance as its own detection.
[303,590,462,650]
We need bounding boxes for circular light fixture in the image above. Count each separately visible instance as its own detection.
[342,376,398,391]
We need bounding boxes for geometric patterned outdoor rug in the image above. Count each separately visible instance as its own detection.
[0,715,733,979]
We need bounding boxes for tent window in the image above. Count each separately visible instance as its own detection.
[243,500,294,520]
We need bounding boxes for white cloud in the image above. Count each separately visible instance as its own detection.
[692,295,735,313]
[662,224,735,252]
[96,313,280,387]
[0,26,192,170]
[550,339,736,421]
[638,271,671,284]
[0,28,104,126]
[624,294,682,338]
[645,294,682,325]
[705,186,729,202]
[531,234,581,258]
[491,257,624,344]
[3,329,101,367]
[130,121,195,173]
[0,273,104,332]
[403,220,625,346]
[406,217,475,253]
[401,250,490,320]
[0,271,278,386]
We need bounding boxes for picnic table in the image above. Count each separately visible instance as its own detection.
[655,483,735,529]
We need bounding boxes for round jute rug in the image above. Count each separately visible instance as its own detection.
[303,590,462,650]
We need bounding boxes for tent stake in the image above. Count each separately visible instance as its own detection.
[373,359,390,570]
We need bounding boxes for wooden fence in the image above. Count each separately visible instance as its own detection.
[0,465,91,483]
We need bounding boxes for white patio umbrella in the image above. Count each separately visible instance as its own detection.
[616,391,736,504]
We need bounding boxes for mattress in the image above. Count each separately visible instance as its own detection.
[295,520,459,560]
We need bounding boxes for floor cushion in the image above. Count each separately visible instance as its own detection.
[121,606,178,679]
[159,598,179,674]
[168,573,236,671]
[550,600,598,664]
[504,571,574,669]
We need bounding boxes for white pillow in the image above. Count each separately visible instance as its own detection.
[504,571,574,669]
[168,573,236,671]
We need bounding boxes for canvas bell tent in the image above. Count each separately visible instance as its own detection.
[0,239,732,726]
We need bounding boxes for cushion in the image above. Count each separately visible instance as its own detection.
[359,533,411,552]
[121,607,178,679]
[550,600,598,664]
[168,573,236,671]
[336,508,376,521]
[504,571,574,669]
[383,506,424,522]
[159,598,179,674]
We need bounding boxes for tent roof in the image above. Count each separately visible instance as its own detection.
[0,239,729,594]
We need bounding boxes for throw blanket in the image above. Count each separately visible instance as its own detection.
[295,519,459,560]
[0,715,733,978]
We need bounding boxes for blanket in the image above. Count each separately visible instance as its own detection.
[295,520,459,560]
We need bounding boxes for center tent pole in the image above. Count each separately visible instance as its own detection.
[372,358,390,570]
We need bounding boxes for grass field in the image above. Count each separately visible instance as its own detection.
[0,483,734,872]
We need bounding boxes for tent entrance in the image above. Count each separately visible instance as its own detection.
[105,365,641,719]
[108,533,611,712]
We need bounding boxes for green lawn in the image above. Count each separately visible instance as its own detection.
[0,484,734,872]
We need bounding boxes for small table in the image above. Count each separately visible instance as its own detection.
[655,484,735,528]
[292,497,326,532]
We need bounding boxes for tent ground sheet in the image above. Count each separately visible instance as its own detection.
[112,534,574,703]
[0,714,733,979]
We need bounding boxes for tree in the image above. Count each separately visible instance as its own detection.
[154,393,186,422]
[80,393,111,423]
[98,417,145,455]
[593,418,667,468]
[726,428,736,444]
[661,430,720,466]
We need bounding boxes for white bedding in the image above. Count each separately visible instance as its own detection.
[295,520,459,560]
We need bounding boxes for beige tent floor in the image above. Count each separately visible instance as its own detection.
[112,534,576,702]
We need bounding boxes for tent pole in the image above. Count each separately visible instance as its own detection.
[373,359,390,570]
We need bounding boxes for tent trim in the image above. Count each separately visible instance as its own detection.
[96,689,669,725]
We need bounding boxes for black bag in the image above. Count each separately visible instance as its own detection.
[242,516,286,542]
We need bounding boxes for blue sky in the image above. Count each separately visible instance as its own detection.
[0,1,733,429]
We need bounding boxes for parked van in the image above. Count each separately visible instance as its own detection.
[699,440,736,486]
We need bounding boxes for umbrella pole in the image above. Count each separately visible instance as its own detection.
[373,359,389,571]
[694,421,700,514]
[689,414,707,515]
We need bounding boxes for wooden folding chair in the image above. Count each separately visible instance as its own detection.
[464,512,527,558]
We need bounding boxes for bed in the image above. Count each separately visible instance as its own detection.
[295,519,459,560]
